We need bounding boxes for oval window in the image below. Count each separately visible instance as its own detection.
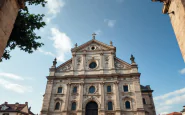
[89,62,97,69]
[89,86,95,93]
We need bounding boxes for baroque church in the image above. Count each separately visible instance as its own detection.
[40,34,156,115]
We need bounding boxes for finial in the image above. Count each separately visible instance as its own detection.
[92,33,96,40]
[110,41,113,46]
[75,43,78,47]
[130,54,135,64]
[53,58,57,67]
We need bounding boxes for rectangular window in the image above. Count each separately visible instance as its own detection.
[123,85,128,92]
[57,87,62,93]
[73,87,77,93]
[143,98,146,104]
[107,86,111,93]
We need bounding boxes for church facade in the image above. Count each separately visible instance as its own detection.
[40,36,156,115]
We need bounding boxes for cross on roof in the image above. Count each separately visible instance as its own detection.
[92,33,96,39]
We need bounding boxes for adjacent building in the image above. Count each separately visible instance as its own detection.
[152,0,185,62]
[181,106,185,115]
[0,102,35,115]
[0,0,24,59]
[40,36,156,115]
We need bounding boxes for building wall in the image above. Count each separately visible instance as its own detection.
[168,0,185,61]
[40,39,156,115]
[0,0,22,58]
[41,77,155,115]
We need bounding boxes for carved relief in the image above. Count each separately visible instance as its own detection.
[60,64,71,71]
[115,60,124,69]
[77,57,81,65]
[105,56,109,64]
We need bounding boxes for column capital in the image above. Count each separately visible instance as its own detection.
[80,82,84,86]
[100,82,105,85]
[114,81,119,85]
[100,53,104,56]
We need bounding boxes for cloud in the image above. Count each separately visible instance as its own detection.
[154,87,185,101]
[179,68,185,74]
[95,29,102,35]
[38,49,55,57]
[50,28,73,62]
[0,72,24,80]
[104,19,116,28]
[0,78,33,93]
[46,0,65,15]
[45,0,65,23]
[154,87,185,114]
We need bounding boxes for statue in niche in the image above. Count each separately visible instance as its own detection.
[105,56,109,64]
[77,57,81,65]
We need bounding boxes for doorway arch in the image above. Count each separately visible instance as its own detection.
[85,101,98,115]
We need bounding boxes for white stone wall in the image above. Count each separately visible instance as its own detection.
[40,40,155,115]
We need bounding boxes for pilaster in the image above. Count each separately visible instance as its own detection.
[40,79,54,115]
[77,82,84,115]
[114,81,121,115]
[63,82,71,114]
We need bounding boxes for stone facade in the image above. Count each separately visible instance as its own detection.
[152,0,185,62]
[40,38,156,115]
[0,0,24,58]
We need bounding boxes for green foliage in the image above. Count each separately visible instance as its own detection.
[1,0,47,62]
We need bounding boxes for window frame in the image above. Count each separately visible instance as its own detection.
[108,101,113,110]
[55,102,61,110]
[73,86,78,94]
[57,87,63,94]
[143,98,146,105]
[89,86,96,93]
[123,85,129,92]
[107,85,112,93]
[71,102,77,111]
[125,101,131,109]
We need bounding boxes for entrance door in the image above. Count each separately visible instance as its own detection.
[85,101,98,115]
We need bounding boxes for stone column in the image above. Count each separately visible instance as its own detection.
[100,53,104,74]
[100,82,105,114]
[82,53,86,73]
[0,0,24,59]
[133,76,145,115]
[77,83,84,115]
[72,54,76,71]
[64,83,71,115]
[114,81,121,115]
[111,52,116,73]
[40,79,54,115]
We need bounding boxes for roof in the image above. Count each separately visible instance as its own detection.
[140,85,154,92]
[0,102,35,115]
[167,112,182,115]
[71,38,116,52]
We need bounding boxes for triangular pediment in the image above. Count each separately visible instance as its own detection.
[114,57,131,69]
[56,59,72,72]
[71,39,116,52]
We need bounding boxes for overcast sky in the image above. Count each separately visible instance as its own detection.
[0,0,185,114]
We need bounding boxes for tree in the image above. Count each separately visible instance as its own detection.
[0,0,47,62]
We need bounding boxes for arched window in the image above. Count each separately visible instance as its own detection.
[89,86,95,93]
[55,102,60,110]
[71,102,76,110]
[125,101,131,109]
[107,86,111,93]
[143,98,146,104]
[108,101,113,110]
[73,86,77,93]
[57,87,62,93]
[123,85,128,92]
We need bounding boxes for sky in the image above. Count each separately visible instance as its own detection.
[0,0,185,114]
